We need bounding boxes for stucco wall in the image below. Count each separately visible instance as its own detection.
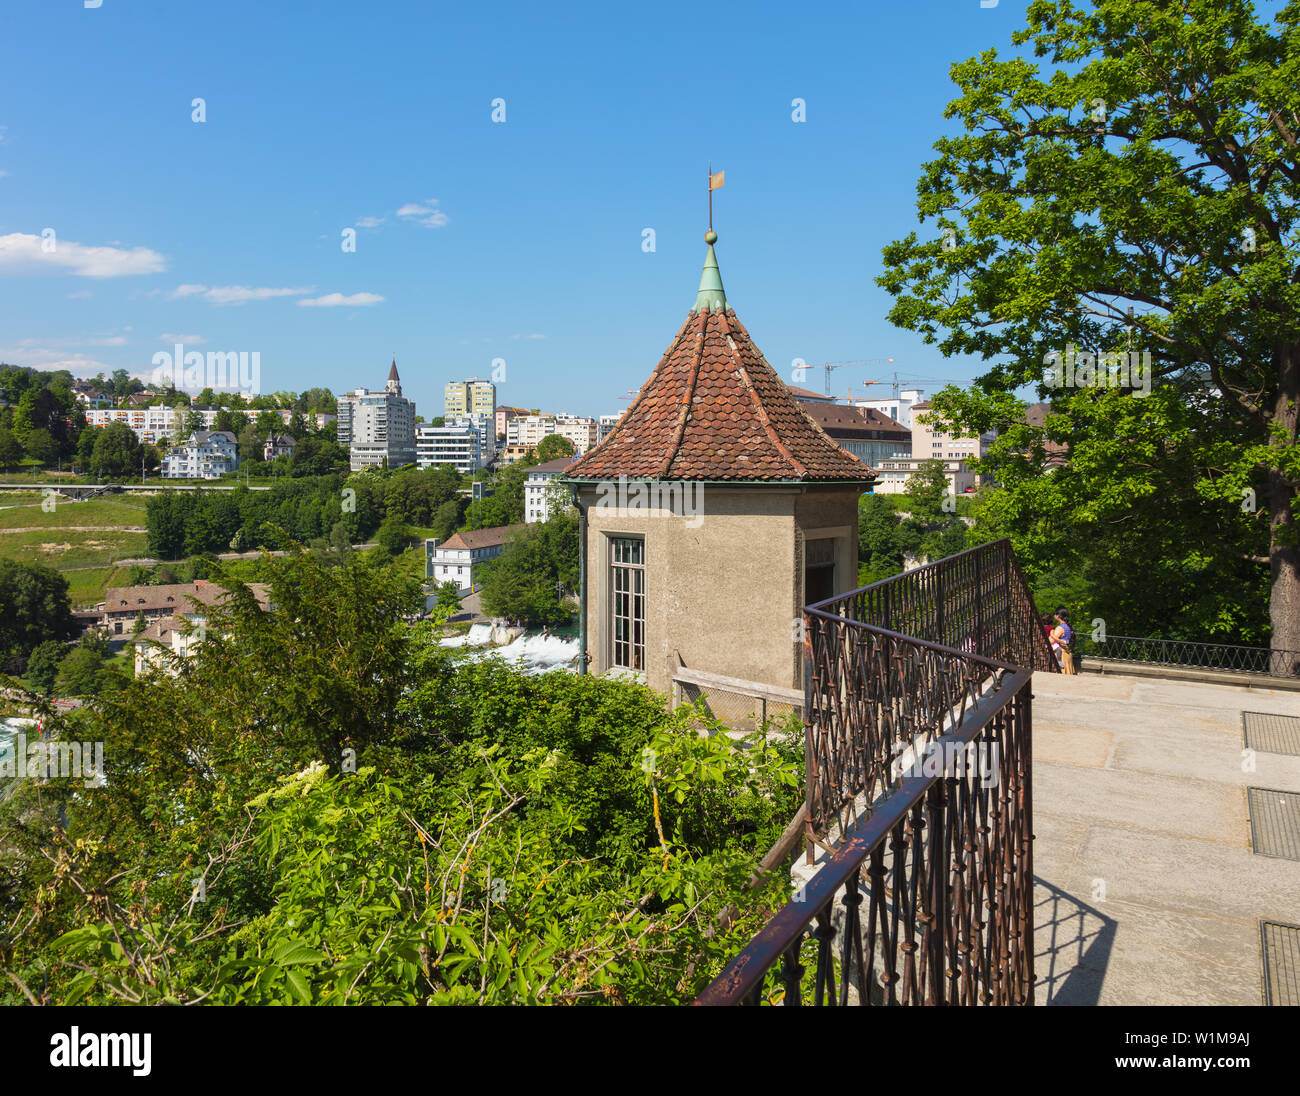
[577,483,862,697]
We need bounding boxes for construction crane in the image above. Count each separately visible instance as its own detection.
[815,358,895,395]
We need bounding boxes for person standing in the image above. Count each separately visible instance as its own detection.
[1052,608,1076,674]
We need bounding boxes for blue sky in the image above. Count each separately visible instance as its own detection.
[1,0,1037,418]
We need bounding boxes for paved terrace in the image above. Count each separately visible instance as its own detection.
[1033,670,1300,1005]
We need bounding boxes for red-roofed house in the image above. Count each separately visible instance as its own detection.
[562,228,875,695]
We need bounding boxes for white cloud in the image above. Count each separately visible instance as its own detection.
[355,215,385,228]
[67,290,93,299]
[168,284,313,305]
[0,232,166,278]
[160,333,205,344]
[15,330,127,348]
[298,292,385,308]
[396,199,449,228]
[0,344,115,376]
[0,170,8,179]
[511,333,546,340]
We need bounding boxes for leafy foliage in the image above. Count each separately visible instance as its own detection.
[0,549,801,1006]
[876,0,1300,646]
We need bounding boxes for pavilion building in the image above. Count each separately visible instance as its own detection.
[562,229,876,697]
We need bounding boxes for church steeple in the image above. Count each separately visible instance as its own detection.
[386,358,401,395]
[692,230,729,313]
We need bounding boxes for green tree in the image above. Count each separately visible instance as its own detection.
[0,424,21,471]
[375,513,410,558]
[535,434,577,462]
[237,424,263,465]
[429,498,463,542]
[904,458,951,519]
[0,559,77,658]
[430,581,462,624]
[89,422,142,479]
[75,425,97,470]
[478,510,578,626]
[877,0,1300,650]
[25,639,65,695]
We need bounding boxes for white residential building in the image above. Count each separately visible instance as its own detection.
[871,456,975,496]
[505,414,556,449]
[524,457,574,523]
[338,361,417,471]
[425,525,522,594]
[161,430,240,479]
[853,388,927,430]
[416,414,495,475]
[554,414,599,454]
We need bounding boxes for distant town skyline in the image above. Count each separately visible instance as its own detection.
[0,1,1038,419]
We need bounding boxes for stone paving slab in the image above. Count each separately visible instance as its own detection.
[1031,671,1300,1006]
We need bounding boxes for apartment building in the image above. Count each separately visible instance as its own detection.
[495,405,529,441]
[909,401,996,485]
[161,430,239,479]
[444,378,497,419]
[416,414,495,475]
[101,579,270,636]
[554,414,599,454]
[796,400,912,468]
[871,456,975,497]
[338,361,418,471]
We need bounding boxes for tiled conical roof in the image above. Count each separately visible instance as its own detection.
[388,359,400,382]
[565,234,876,483]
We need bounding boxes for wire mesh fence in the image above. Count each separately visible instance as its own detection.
[674,680,801,734]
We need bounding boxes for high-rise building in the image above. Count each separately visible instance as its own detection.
[444,378,497,419]
[338,360,418,471]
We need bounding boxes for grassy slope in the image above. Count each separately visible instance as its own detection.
[0,492,151,606]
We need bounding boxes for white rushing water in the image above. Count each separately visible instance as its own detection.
[437,627,580,675]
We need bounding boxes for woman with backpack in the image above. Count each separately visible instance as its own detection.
[1052,608,1076,674]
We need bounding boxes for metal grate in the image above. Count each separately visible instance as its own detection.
[1243,711,1300,756]
[1247,788,1300,860]
[1261,921,1300,1006]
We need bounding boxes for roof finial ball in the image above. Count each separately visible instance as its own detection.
[704,229,718,245]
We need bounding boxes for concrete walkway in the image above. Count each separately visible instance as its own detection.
[1032,671,1300,1005]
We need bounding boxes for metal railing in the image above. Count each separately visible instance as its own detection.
[1075,635,1300,678]
[696,539,1047,1006]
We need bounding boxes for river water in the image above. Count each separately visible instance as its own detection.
[439,625,580,675]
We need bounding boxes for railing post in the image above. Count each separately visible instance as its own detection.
[974,548,984,656]
[926,778,947,1005]
[803,611,817,864]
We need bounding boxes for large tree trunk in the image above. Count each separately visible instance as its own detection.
[1268,346,1300,668]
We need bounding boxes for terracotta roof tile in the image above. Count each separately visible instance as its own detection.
[439,524,525,550]
[565,307,875,482]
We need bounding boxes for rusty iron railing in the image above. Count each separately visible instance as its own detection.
[695,539,1048,1006]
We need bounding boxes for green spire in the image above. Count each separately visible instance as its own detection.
[692,230,729,312]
